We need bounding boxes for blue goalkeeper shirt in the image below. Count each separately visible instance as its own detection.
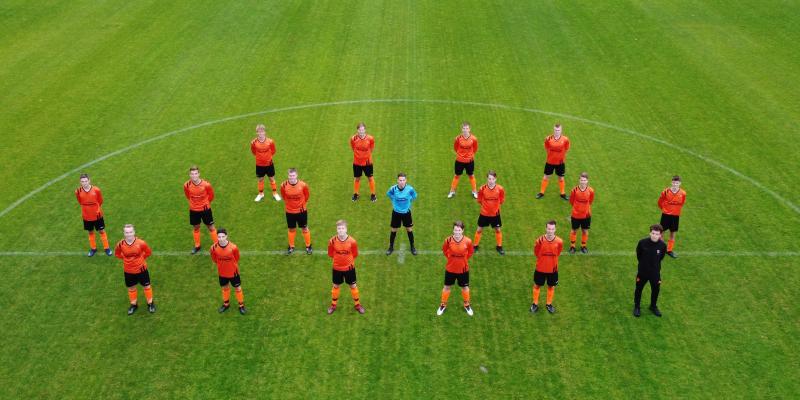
[387,184,417,214]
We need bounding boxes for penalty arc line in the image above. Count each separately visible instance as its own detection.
[1,98,798,220]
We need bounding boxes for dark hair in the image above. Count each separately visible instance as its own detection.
[487,170,497,178]
[672,175,681,182]
[546,219,557,227]
[397,172,406,178]
[453,220,465,230]
[288,168,297,174]
[189,165,199,172]
[580,172,589,179]
[461,121,470,128]
[79,173,90,180]
[649,224,663,233]
[357,122,366,129]
[217,228,228,236]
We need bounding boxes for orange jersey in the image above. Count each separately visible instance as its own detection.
[442,235,474,273]
[350,134,375,166]
[327,235,358,271]
[250,138,276,166]
[477,184,505,216]
[658,188,686,216]
[183,180,214,211]
[75,186,104,221]
[534,235,563,273]
[210,241,240,278]
[454,135,478,163]
[544,135,570,165]
[569,186,595,218]
[280,180,310,213]
[114,238,152,274]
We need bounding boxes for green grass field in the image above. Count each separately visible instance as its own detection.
[1,1,799,398]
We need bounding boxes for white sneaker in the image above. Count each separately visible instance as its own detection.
[471,191,478,199]
[272,193,282,201]
[447,191,455,199]
[254,193,264,202]
[436,305,446,316]
[464,305,474,316]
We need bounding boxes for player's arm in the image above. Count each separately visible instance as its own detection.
[636,241,643,262]
[410,187,418,201]
[250,140,257,156]
[351,240,358,259]
[183,183,191,200]
[369,137,375,152]
[680,192,686,206]
[499,187,506,205]
[442,239,449,256]
[327,239,335,258]
[114,242,123,259]
[565,137,570,152]
[534,238,542,257]
[657,191,666,209]
[233,246,240,262]
[142,242,152,259]
[210,245,218,263]
[206,183,215,203]
[589,190,595,204]
[386,186,394,199]
[544,137,550,151]
[476,187,484,204]
[96,188,104,207]
[467,239,475,258]
[453,137,459,153]
[569,188,576,206]
[473,137,478,153]
[270,141,276,156]
[303,184,310,203]
[75,189,81,205]
[280,182,287,199]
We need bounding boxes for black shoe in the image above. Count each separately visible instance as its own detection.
[560,194,569,200]
[473,245,479,252]
[191,246,202,255]
[667,251,677,259]
[546,304,555,314]
[239,305,247,315]
[649,305,662,317]
[87,248,97,257]
[496,246,505,255]
[580,246,588,254]
[568,246,576,254]
[286,246,295,255]
[530,303,539,313]
[410,247,418,256]
[218,304,230,313]
[305,246,313,255]
[385,247,394,255]
[352,193,359,202]
[633,307,641,317]
[148,303,156,313]
[127,304,138,316]
[535,193,544,199]
[370,194,377,202]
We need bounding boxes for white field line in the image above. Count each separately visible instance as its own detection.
[397,243,407,264]
[0,250,798,258]
[1,99,798,220]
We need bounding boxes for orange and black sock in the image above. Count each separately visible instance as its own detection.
[354,179,361,194]
[88,231,97,250]
[222,286,231,305]
[270,180,277,193]
[288,230,296,247]
[581,231,589,247]
[469,175,477,192]
[193,229,201,248]
[570,231,577,247]
[368,177,376,194]
[302,230,311,247]
[209,228,218,243]
[546,286,555,305]
[450,176,460,192]
[532,286,540,305]
[331,287,340,306]
[495,231,503,246]
[258,180,265,194]
[99,231,109,249]
[144,286,153,304]
[540,179,549,194]
[558,179,565,195]
[473,230,483,246]
[440,289,451,306]
[667,239,675,252]
[235,289,244,306]
[462,289,471,307]
[350,287,360,306]
[128,289,138,305]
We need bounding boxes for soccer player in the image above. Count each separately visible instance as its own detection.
[210,228,246,315]
[437,221,475,316]
[280,168,312,255]
[633,224,667,317]
[474,170,506,255]
[75,173,111,256]
[448,122,479,199]
[326,220,365,315]
[536,123,571,200]
[350,122,377,202]
[114,224,155,315]
[250,124,281,202]
[530,220,564,314]
[184,166,217,254]
[658,175,686,258]
[386,172,418,255]
[569,172,595,254]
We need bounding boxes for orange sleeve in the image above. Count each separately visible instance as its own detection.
[142,241,152,259]
[473,137,478,153]
[544,137,550,150]
[351,240,358,259]
[658,190,666,209]
[589,190,595,204]
[233,246,240,262]
[114,242,123,259]
[350,136,356,151]
[75,189,80,204]
[327,239,335,258]
[96,188,103,207]
[499,187,505,205]
[250,140,256,155]
[270,140,276,156]
[280,182,287,199]
[184,182,191,200]
[565,137,570,152]
[467,239,474,259]
[442,238,449,256]
[303,183,310,202]
[477,186,484,204]
[453,137,459,153]
[569,188,576,206]
[206,182,215,203]
[534,238,542,257]
[370,137,375,151]
[210,245,218,263]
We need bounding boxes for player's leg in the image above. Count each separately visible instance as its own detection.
[537,164,553,198]
[545,272,558,313]
[557,164,567,199]
[649,277,662,316]
[140,270,155,313]
[84,220,97,256]
[267,165,280,201]
[494,225,504,254]
[219,277,231,313]
[366,165,376,202]
[257,176,265,201]
[300,212,312,254]
[467,162,477,198]
[353,164,362,201]
[580,227,590,253]
[474,226,484,249]
[348,270,364,313]
[404,213,416,254]
[460,273,473,316]
[633,275,646,317]
[449,162,463,197]
[329,270,343,314]
[232,275,245,314]
[125,272,138,315]
[667,229,677,257]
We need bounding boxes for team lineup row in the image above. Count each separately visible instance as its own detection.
[74,122,687,317]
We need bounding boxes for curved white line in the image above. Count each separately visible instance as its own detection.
[1,98,797,219]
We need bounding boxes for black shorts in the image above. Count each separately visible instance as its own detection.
[189,209,214,226]
[390,210,413,228]
[83,217,105,231]
[454,160,475,176]
[219,274,242,287]
[332,268,357,285]
[286,211,308,229]
[256,164,276,178]
[353,164,374,178]
[544,163,565,177]
[571,217,591,230]
[533,270,558,287]
[660,214,680,232]
[477,214,502,228]
[636,274,661,286]
[124,269,151,287]
[444,270,470,287]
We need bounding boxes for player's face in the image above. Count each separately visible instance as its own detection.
[671,180,681,190]
[189,170,200,182]
[217,232,228,245]
[397,176,406,188]
[257,128,266,140]
[461,125,470,137]
[123,227,135,241]
[554,126,562,136]
[357,126,366,136]
[650,230,662,242]
[579,177,588,187]
[487,174,496,186]
[545,223,556,238]
[288,171,298,184]
[336,224,347,237]
[452,225,464,239]
[79,177,90,188]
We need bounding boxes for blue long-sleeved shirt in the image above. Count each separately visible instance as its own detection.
[387,184,417,213]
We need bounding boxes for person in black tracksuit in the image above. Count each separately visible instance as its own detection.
[634,224,668,317]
